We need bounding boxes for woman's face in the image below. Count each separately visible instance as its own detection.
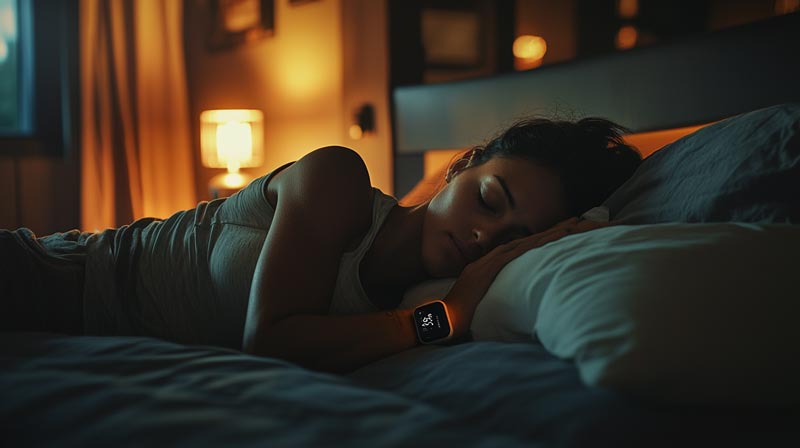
[421,157,568,277]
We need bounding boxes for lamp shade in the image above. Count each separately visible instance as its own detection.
[200,109,264,171]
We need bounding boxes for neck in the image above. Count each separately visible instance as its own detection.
[363,202,429,292]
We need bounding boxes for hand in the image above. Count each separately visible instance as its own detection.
[443,217,614,339]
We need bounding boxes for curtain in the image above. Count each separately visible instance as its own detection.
[80,0,196,231]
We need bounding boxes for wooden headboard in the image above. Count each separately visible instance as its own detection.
[392,13,800,198]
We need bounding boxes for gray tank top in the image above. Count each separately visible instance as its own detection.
[82,162,397,349]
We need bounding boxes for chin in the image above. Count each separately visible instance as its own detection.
[421,231,462,278]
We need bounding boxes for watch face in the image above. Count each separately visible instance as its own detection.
[414,301,451,343]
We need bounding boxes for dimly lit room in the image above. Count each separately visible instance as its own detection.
[1,0,799,446]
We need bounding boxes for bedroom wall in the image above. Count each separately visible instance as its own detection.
[341,0,392,195]
[184,0,393,199]
[0,155,80,235]
[515,0,576,66]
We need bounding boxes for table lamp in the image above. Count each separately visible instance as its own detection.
[200,109,264,198]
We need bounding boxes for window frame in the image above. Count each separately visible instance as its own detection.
[0,0,79,158]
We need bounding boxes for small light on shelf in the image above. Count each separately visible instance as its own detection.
[615,25,638,50]
[349,124,364,140]
[349,103,375,140]
[513,35,547,71]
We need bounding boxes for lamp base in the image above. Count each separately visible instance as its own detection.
[209,172,252,199]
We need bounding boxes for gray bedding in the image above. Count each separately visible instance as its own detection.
[1,332,796,447]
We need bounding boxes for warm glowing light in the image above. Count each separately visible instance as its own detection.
[200,109,264,172]
[513,35,547,60]
[221,172,247,188]
[208,171,249,191]
[617,0,638,18]
[349,124,363,140]
[513,35,547,71]
[615,25,638,50]
[775,0,800,14]
[624,123,712,159]
[216,121,253,171]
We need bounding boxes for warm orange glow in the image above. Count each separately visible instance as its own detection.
[208,171,249,193]
[417,123,715,186]
[513,35,547,60]
[513,35,547,71]
[775,0,800,14]
[624,123,712,158]
[617,0,638,18]
[216,121,253,171]
[615,25,638,50]
[200,109,264,172]
[349,124,363,140]
[273,37,335,105]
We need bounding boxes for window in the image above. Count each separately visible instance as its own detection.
[0,0,22,134]
[0,0,77,156]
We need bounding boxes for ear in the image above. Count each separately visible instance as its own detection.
[445,157,469,183]
[445,148,483,183]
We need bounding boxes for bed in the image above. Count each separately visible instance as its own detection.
[3,13,800,448]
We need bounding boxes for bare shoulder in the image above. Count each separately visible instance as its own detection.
[295,145,371,187]
[267,146,374,237]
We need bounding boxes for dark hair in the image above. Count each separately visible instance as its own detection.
[464,117,642,216]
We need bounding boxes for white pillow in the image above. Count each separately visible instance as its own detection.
[401,223,800,405]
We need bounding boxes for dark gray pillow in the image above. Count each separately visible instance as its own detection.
[604,103,800,224]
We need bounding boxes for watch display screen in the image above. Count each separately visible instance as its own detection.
[414,301,451,343]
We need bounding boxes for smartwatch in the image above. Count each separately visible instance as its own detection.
[412,300,453,344]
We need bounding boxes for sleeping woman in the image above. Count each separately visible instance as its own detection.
[0,117,641,373]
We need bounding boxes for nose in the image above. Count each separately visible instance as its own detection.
[472,223,501,254]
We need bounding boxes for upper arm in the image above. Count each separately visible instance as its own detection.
[244,146,373,333]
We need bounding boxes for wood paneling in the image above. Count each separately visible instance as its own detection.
[0,158,18,229]
[0,155,80,236]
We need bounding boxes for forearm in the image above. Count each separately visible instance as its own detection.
[243,309,419,374]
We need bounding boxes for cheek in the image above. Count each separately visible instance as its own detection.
[424,189,451,232]
[420,188,467,277]
[420,205,446,276]
[427,184,469,223]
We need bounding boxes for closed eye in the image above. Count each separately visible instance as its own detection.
[478,190,494,213]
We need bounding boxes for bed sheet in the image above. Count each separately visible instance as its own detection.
[1,332,797,447]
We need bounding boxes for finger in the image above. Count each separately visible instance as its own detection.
[517,223,590,251]
[575,220,611,231]
[495,217,590,257]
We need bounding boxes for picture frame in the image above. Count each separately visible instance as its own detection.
[207,0,275,51]
[421,6,485,69]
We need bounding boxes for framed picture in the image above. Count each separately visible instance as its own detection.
[421,7,485,68]
[207,0,274,51]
